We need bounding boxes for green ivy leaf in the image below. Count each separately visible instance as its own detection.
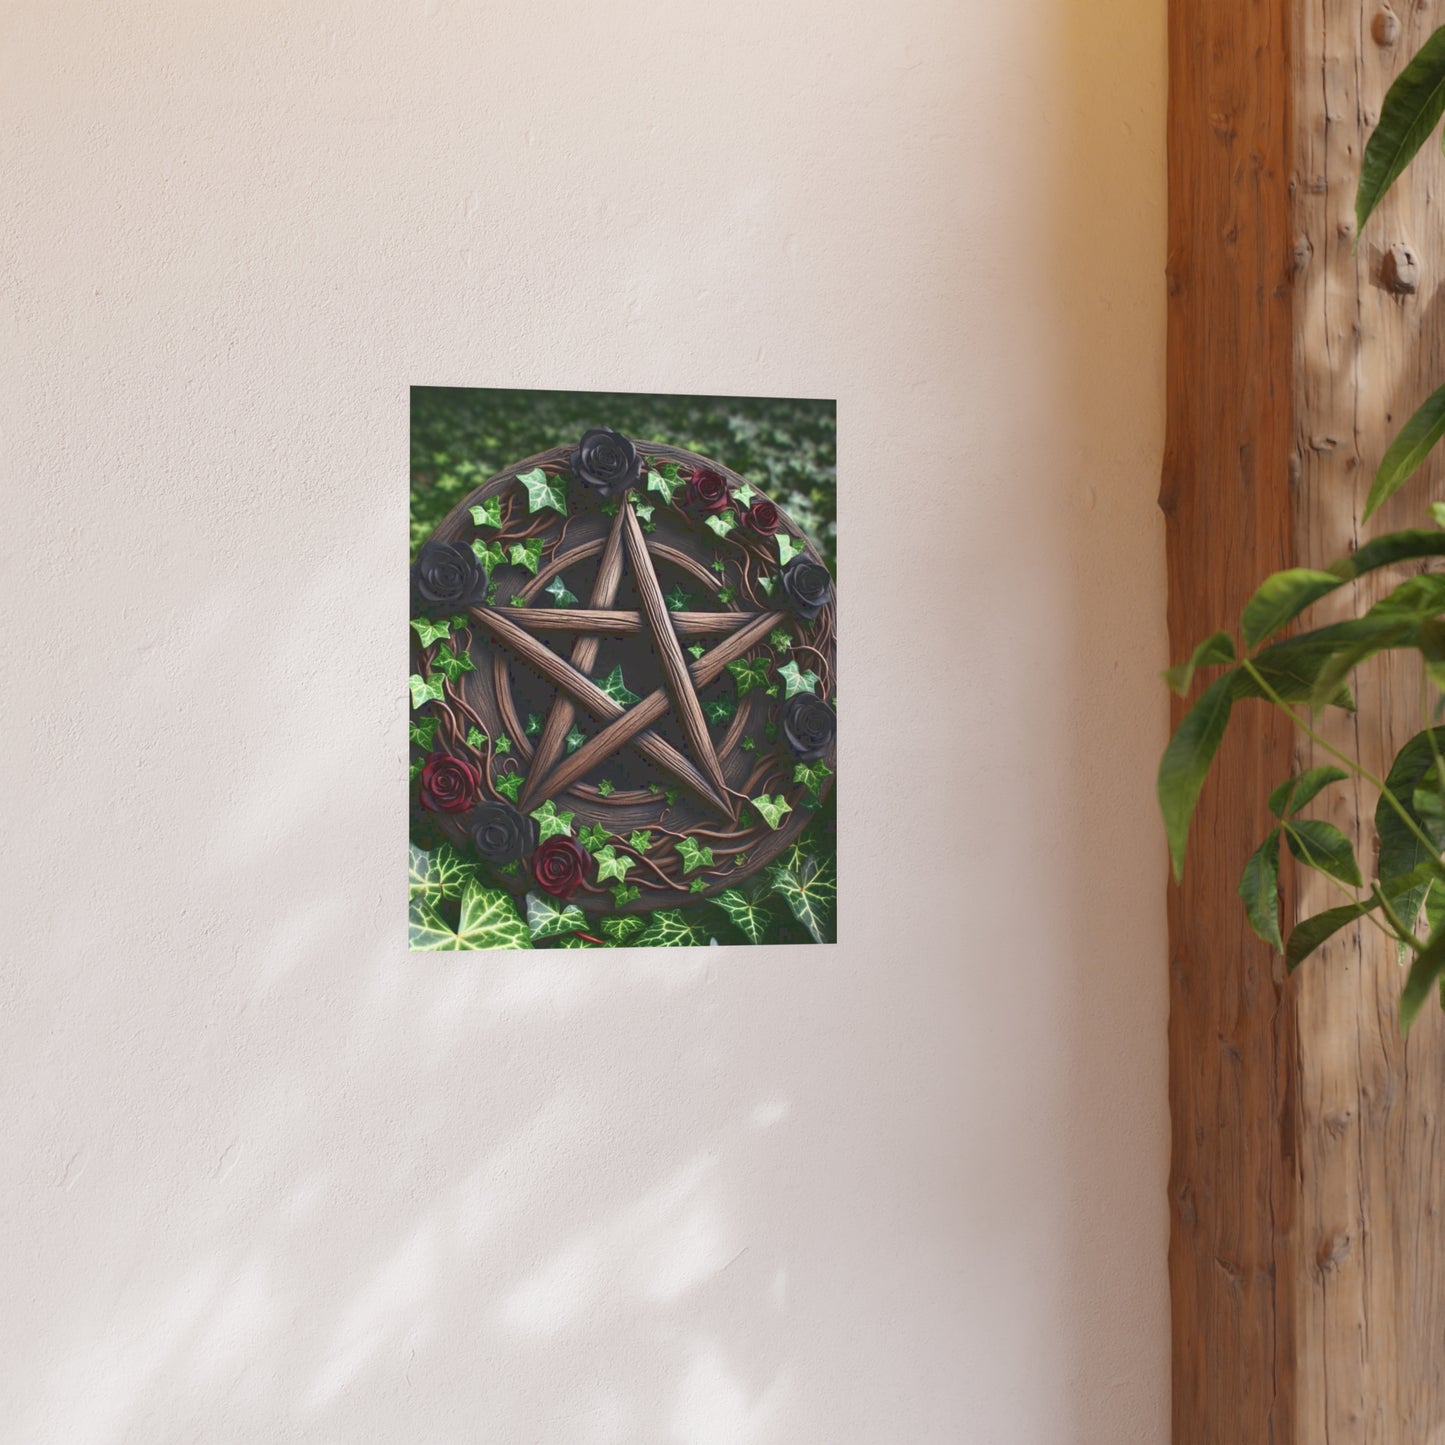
[676,837,714,874]
[690,877,708,893]
[509,594,528,607]
[706,511,737,538]
[495,734,512,755]
[408,843,473,905]
[409,881,531,951]
[1283,819,1363,888]
[525,891,588,941]
[472,539,506,572]
[794,760,832,801]
[494,772,525,803]
[601,498,621,517]
[598,665,640,707]
[565,726,586,753]
[628,829,654,853]
[1268,766,1348,819]
[769,851,836,943]
[777,534,805,565]
[525,712,542,736]
[432,642,475,682]
[1357,25,1445,236]
[510,538,544,575]
[647,466,681,505]
[769,626,793,652]
[741,736,757,751]
[596,779,615,797]
[486,582,500,605]
[409,757,426,781]
[410,673,445,709]
[715,888,773,944]
[727,656,771,696]
[711,555,728,574]
[470,496,503,529]
[410,716,439,750]
[611,882,642,907]
[758,574,777,596]
[752,793,793,829]
[411,617,452,647]
[633,501,655,524]
[545,575,578,607]
[1238,831,1284,951]
[777,660,819,698]
[466,725,487,750]
[530,799,574,840]
[704,696,737,725]
[578,823,608,850]
[593,845,635,883]
[665,585,692,611]
[734,483,755,506]
[602,914,646,945]
[634,909,702,948]
[516,466,567,516]
[717,585,737,604]
[1157,671,1236,882]
[664,788,678,807]
[687,644,705,660]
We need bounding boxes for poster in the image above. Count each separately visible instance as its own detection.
[408,387,837,949]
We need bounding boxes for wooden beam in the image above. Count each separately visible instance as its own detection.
[1167,1,1445,1439]
[498,608,759,637]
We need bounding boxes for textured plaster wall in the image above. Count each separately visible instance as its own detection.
[0,1,1169,1441]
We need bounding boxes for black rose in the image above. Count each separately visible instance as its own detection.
[573,428,642,498]
[781,694,837,762]
[412,540,488,613]
[779,555,833,621]
[470,801,536,865]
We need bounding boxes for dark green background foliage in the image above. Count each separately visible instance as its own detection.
[411,387,837,572]
[410,387,837,948]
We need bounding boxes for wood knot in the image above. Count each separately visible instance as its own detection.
[1316,1229,1353,1272]
[1372,7,1400,46]
[1383,242,1420,296]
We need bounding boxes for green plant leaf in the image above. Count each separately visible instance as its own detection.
[1332,528,1445,580]
[557,934,600,948]
[794,761,832,801]
[1284,819,1363,887]
[741,736,757,751]
[1357,25,1445,235]
[602,914,646,945]
[633,500,655,525]
[676,837,714,873]
[690,877,708,893]
[495,734,512,754]
[410,880,531,950]
[1367,381,1445,519]
[431,642,475,682]
[758,574,777,596]
[525,891,588,941]
[409,756,426,781]
[510,538,544,575]
[596,779,615,796]
[1268,765,1349,819]
[688,643,705,660]
[408,843,473,906]
[565,726,586,753]
[410,716,439,750]
[472,539,506,572]
[1401,925,1445,1031]
[1239,831,1284,951]
[494,771,525,803]
[1241,570,1342,650]
[578,823,608,851]
[611,882,641,907]
[769,626,793,652]
[714,888,773,944]
[727,656,771,696]
[516,466,567,516]
[752,793,793,829]
[704,696,736,724]
[598,665,640,707]
[665,585,691,611]
[525,712,542,736]
[530,799,574,841]
[411,617,452,647]
[466,726,487,750]
[734,483,755,505]
[545,576,578,607]
[634,910,702,948]
[1376,730,1445,942]
[592,845,634,883]
[410,673,446,708]
[769,851,836,943]
[706,511,737,538]
[647,467,681,505]
[471,496,503,529]
[777,660,820,698]
[622,830,651,854]
[777,534,805,565]
[1162,631,1237,697]
[509,594,527,607]
[1157,671,1236,881]
[1285,900,1378,973]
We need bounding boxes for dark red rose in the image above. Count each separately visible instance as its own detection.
[744,499,781,535]
[687,467,731,513]
[532,835,590,897]
[419,754,481,813]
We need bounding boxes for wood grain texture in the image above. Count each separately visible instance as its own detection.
[1170,0,1445,1439]
[497,609,758,637]
[619,502,731,807]
[469,604,728,813]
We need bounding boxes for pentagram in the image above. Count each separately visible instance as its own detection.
[468,498,786,820]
